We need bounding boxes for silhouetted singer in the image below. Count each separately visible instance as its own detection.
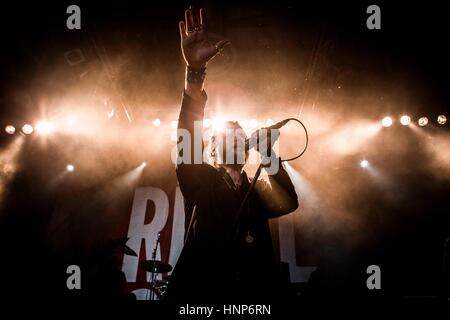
[165,6,299,303]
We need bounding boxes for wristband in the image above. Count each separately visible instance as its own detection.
[186,66,206,84]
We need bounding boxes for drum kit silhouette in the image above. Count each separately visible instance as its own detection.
[119,232,173,300]
[139,259,172,300]
[138,232,172,300]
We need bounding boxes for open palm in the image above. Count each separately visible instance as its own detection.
[179,7,229,69]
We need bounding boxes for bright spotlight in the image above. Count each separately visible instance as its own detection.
[381,116,393,127]
[203,118,211,128]
[249,119,258,128]
[212,118,225,131]
[360,159,369,168]
[437,115,447,125]
[5,125,15,134]
[107,109,115,119]
[66,164,75,172]
[142,162,147,167]
[400,115,411,126]
[35,121,54,135]
[152,118,161,127]
[22,124,34,135]
[170,120,178,129]
[418,117,429,127]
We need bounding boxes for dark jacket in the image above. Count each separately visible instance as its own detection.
[165,92,299,302]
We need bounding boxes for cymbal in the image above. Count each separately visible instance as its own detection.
[139,260,172,273]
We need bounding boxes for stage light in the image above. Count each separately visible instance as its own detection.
[66,164,75,172]
[152,118,161,127]
[142,162,147,167]
[212,118,224,131]
[203,118,211,128]
[5,125,15,134]
[22,124,33,135]
[35,121,54,135]
[381,116,393,127]
[170,120,178,129]
[418,117,429,127]
[249,119,258,128]
[437,115,447,125]
[360,159,369,168]
[400,115,411,126]
[107,109,115,119]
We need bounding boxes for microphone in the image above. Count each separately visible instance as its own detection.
[245,119,290,151]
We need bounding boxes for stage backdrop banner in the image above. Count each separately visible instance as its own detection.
[121,185,315,300]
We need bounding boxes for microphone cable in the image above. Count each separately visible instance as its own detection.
[278,117,309,162]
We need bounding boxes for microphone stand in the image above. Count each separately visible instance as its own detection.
[229,117,308,288]
[233,163,263,242]
[234,117,308,227]
[234,118,292,229]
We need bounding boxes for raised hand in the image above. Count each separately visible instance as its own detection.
[179,6,229,69]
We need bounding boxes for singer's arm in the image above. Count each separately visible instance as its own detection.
[176,88,216,202]
[176,7,229,203]
[256,159,299,218]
